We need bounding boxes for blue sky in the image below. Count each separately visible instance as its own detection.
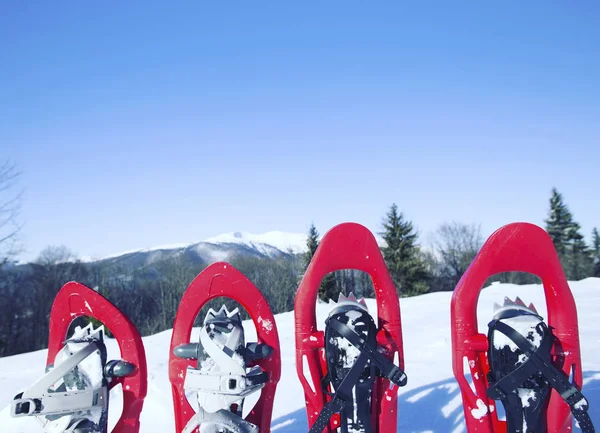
[1,2,599,262]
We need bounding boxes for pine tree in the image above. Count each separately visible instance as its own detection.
[544,188,573,261]
[565,221,592,280]
[320,271,338,302]
[544,189,594,280]
[378,203,429,296]
[304,223,320,269]
[303,223,338,301]
[592,227,600,277]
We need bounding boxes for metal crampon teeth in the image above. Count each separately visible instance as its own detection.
[328,292,368,310]
[205,305,242,323]
[492,296,540,318]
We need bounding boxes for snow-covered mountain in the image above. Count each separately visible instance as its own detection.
[94,229,386,266]
[203,231,308,255]
[94,230,309,265]
[74,231,311,273]
[2,278,599,432]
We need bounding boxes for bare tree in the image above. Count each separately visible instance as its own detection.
[0,160,23,263]
[429,222,483,291]
[35,244,77,265]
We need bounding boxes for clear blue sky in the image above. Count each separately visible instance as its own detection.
[2,2,599,263]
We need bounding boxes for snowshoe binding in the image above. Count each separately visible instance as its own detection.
[10,323,136,433]
[486,297,594,433]
[173,305,272,433]
[310,293,407,433]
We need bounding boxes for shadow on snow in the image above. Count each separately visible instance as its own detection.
[270,371,600,433]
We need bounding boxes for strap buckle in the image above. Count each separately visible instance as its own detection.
[385,365,408,387]
[184,365,268,396]
[11,387,108,418]
[562,386,589,413]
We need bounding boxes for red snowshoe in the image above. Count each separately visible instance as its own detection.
[451,222,593,432]
[294,222,407,433]
[169,262,281,433]
[10,281,148,433]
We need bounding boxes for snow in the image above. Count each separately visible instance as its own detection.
[258,317,274,332]
[1,278,600,432]
[95,230,309,262]
[203,231,308,255]
[100,242,195,260]
[470,399,489,419]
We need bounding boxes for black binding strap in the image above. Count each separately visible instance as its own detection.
[308,350,370,433]
[488,319,595,433]
[328,319,407,387]
[308,318,407,433]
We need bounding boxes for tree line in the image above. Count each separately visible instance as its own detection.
[0,160,598,357]
[305,187,600,300]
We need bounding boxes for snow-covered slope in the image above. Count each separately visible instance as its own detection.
[203,231,308,255]
[2,278,599,432]
[93,231,308,264]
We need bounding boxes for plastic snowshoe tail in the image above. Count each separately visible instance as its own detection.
[295,222,407,433]
[10,281,147,433]
[169,262,281,433]
[451,222,589,433]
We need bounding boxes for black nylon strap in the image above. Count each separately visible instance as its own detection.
[308,349,370,433]
[489,320,595,433]
[309,398,345,433]
[309,317,408,433]
[328,319,407,387]
[354,375,374,433]
[487,321,554,400]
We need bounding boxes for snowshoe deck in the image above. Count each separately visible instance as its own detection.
[173,305,271,433]
[323,300,377,433]
[309,295,406,433]
[486,298,594,433]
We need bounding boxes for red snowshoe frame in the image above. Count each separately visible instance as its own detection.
[168,262,281,433]
[294,222,405,433]
[451,222,583,432]
[48,281,148,433]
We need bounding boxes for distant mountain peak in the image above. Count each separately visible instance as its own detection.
[203,230,307,255]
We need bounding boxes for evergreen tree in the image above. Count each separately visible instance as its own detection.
[592,227,600,277]
[378,203,429,296]
[320,272,338,302]
[544,189,594,280]
[565,221,593,280]
[304,223,320,269]
[303,223,338,301]
[544,188,573,261]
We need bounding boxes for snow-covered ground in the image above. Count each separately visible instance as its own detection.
[1,278,599,432]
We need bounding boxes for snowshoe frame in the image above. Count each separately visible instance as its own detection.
[47,281,148,433]
[451,222,585,432]
[294,222,405,433]
[168,262,281,433]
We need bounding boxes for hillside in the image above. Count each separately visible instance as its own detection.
[1,278,599,432]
